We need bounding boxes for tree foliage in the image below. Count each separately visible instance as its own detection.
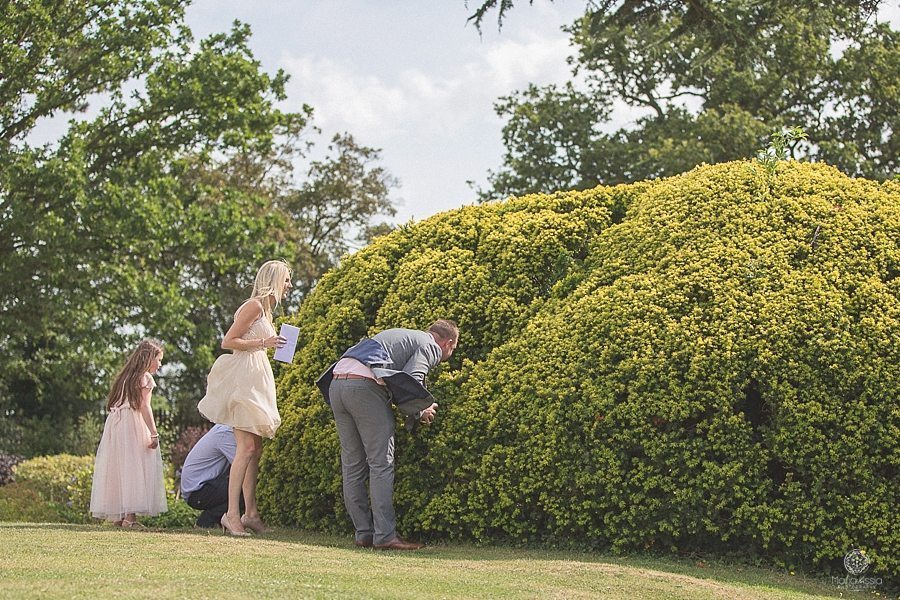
[0,0,396,454]
[0,0,190,143]
[279,133,398,296]
[470,1,897,200]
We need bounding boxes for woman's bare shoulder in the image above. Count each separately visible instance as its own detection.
[234,298,264,321]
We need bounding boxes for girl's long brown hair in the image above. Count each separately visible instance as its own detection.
[106,339,163,410]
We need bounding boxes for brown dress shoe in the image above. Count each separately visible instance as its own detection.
[354,538,373,548]
[374,537,424,551]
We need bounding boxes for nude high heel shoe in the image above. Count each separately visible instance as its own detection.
[221,514,251,537]
[240,514,270,534]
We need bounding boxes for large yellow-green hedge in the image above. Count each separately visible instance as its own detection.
[261,161,898,578]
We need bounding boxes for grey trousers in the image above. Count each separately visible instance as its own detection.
[329,378,396,545]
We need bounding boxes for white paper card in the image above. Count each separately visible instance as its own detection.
[273,324,300,363]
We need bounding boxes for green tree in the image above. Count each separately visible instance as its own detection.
[279,133,398,297]
[476,82,616,198]
[0,1,396,454]
[0,0,189,144]
[467,1,880,37]
[470,1,897,200]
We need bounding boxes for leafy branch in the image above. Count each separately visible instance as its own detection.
[755,126,808,175]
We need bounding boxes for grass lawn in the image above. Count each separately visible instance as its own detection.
[0,523,857,599]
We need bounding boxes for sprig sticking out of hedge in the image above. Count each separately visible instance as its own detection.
[756,126,809,175]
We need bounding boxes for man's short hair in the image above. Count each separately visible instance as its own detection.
[428,319,459,343]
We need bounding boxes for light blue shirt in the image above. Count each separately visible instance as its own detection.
[180,424,236,499]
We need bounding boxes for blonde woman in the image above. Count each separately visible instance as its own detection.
[198,260,292,536]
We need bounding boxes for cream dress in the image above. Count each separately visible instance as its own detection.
[198,311,281,438]
[90,373,167,521]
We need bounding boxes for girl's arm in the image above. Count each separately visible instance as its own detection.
[221,299,283,351]
[139,384,159,450]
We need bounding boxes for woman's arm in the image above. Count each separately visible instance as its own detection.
[139,385,159,450]
[222,300,269,351]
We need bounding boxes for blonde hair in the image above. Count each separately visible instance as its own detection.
[107,339,163,410]
[250,259,293,321]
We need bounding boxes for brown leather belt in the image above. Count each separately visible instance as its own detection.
[333,373,372,380]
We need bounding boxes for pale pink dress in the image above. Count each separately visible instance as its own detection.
[90,373,167,521]
[197,312,281,438]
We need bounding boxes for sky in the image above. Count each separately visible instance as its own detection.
[184,0,592,224]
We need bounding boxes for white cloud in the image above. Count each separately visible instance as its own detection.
[282,54,411,137]
[478,31,573,91]
[279,18,575,145]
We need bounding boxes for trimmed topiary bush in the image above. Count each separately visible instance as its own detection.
[261,161,898,579]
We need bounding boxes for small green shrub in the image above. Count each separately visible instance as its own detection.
[755,126,808,175]
[13,455,95,505]
[65,463,95,524]
[0,483,63,522]
[143,493,199,528]
[12,454,195,527]
[13,454,95,524]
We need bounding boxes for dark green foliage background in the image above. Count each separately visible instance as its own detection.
[260,160,898,578]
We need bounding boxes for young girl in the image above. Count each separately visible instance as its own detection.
[90,339,168,527]
[198,260,291,536]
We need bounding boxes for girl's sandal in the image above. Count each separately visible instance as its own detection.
[121,520,146,529]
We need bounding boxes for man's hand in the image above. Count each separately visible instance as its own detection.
[420,403,438,424]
